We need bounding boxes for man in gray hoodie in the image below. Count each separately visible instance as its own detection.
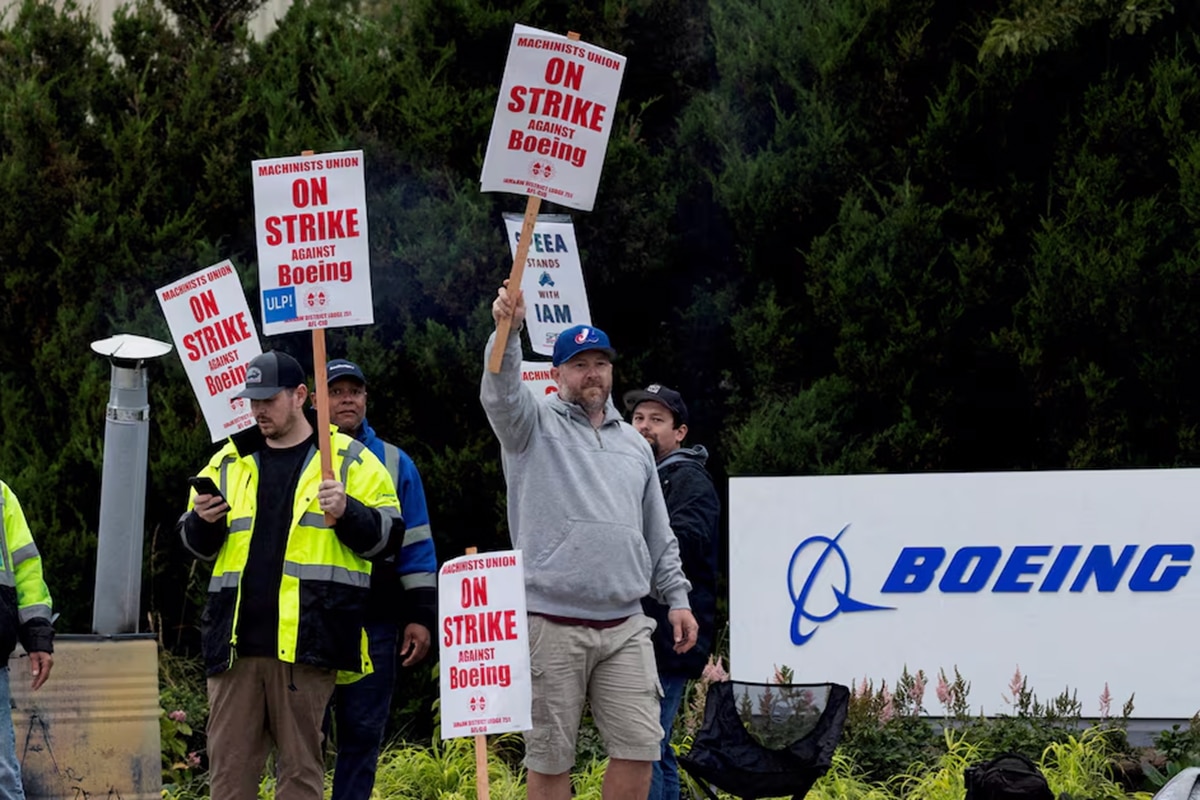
[481,281,698,800]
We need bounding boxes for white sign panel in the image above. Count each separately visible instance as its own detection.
[439,551,532,738]
[504,213,592,355]
[480,25,626,212]
[521,360,558,397]
[730,470,1200,718]
[157,260,262,442]
[251,150,373,335]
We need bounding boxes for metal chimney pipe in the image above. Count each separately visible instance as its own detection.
[90,334,172,635]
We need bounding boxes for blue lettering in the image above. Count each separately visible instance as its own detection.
[517,231,570,253]
[1128,544,1193,591]
[527,232,570,253]
[1037,545,1081,592]
[879,543,1191,596]
[880,547,944,593]
[993,546,1051,592]
[939,546,1001,593]
[1070,545,1137,592]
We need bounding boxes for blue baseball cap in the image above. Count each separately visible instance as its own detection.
[552,325,617,367]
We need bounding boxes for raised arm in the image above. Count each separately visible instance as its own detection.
[480,281,539,454]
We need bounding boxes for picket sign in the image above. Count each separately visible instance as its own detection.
[488,31,581,374]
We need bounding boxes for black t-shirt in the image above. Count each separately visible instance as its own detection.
[235,434,315,658]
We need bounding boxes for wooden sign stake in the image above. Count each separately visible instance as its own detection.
[301,148,336,523]
[464,545,491,799]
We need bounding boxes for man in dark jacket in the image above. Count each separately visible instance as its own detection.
[625,384,721,800]
[323,359,438,800]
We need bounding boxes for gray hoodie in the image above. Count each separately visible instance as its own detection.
[480,330,692,620]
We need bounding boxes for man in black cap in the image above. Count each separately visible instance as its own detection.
[323,358,437,800]
[178,350,402,800]
[625,383,721,800]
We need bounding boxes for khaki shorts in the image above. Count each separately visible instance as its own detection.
[524,613,664,775]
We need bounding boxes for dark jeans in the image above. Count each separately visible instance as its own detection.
[329,621,398,800]
[648,672,689,800]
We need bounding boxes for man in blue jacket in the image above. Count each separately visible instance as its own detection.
[324,359,438,800]
[625,384,721,800]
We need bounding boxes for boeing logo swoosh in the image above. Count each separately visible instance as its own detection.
[788,524,893,645]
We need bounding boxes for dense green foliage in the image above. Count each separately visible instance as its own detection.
[3,0,1200,739]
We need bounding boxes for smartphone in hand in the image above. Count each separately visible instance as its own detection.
[187,476,225,502]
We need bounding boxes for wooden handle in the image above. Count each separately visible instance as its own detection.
[463,546,490,798]
[313,329,335,525]
[487,196,542,373]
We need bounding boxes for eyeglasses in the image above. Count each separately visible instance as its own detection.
[328,386,366,398]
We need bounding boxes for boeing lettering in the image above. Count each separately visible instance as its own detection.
[881,543,1192,594]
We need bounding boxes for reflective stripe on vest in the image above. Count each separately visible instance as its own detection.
[338,439,366,485]
[208,571,241,592]
[382,442,401,491]
[282,561,371,589]
[0,493,9,588]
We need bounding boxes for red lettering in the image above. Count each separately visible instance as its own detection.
[563,61,584,91]
[443,610,522,646]
[183,336,201,362]
[299,214,316,241]
[527,87,546,114]
[588,103,606,132]
[504,609,517,639]
[507,85,527,113]
[569,99,592,128]
[179,313,254,361]
[265,217,282,246]
[542,89,563,119]
[262,211,361,245]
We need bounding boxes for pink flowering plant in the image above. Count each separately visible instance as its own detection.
[158,649,209,789]
[160,706,200,786]
[844,666,941,779]
[841,664,1136,783]
[680,653,731,739]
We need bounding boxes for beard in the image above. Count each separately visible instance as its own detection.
[560,381,609,415]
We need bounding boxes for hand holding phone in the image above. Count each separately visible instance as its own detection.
[188,476,228,523]
[187,475,223,499]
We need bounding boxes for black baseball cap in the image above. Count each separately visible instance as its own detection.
[623,383,689,426]
[235,351,306,400]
